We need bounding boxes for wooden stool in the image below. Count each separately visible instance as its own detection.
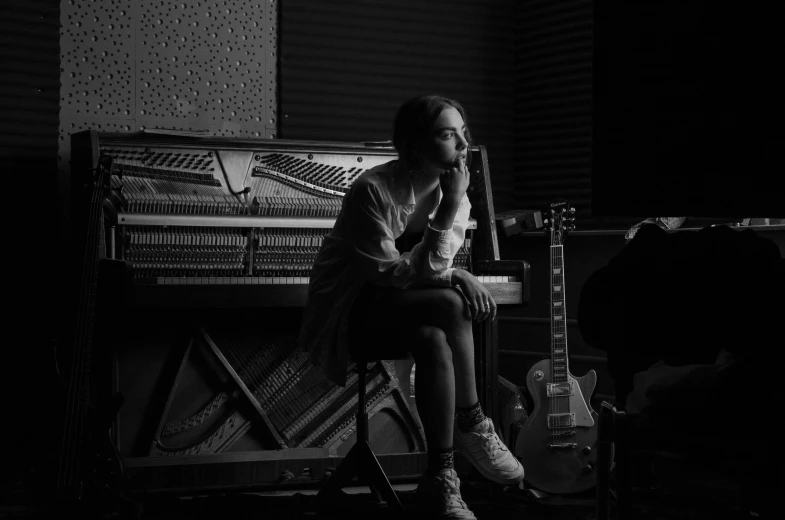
[317,358,407,513]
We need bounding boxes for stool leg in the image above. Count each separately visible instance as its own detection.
[356,362,402,511]
[318,361,403,513]
[357,362,368,443]
[595,401,615,520]
[318,439,359,496]
[357,440,403,511]
[616,409,631,520]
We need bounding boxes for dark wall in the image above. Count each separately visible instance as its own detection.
[513,0,595,225]
[280,0,517,212]
[593,0,785,217]
[0,0,60,493]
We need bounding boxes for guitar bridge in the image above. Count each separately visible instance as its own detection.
[548,443,577,450]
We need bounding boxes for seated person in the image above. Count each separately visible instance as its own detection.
[299,95,524,520]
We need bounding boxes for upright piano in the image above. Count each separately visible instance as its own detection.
[68,130,530,495]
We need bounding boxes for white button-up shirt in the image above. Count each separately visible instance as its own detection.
[298,160,471,386]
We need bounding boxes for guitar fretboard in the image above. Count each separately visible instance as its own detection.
[550,244,569,384]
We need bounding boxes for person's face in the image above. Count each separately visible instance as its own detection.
[421,106,468,170]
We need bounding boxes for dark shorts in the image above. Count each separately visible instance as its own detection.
[347,283,411,360]
[347,229,457,360]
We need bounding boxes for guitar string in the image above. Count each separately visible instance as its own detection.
[557,240,564,442]
[69,161,101,487]
[550,241,554,446]
[556,229,573,441]
[551,238,558,445]
[553,225,567,443]
[58,189,86,487]
[559,235,569,440]
[58,157,104,491]
[556,241,563,443]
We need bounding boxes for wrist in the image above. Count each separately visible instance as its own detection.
[432,197,460,230]
[442,192,463,206]
[451,268,468,287]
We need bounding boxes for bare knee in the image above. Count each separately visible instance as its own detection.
[412,325,452,368]
[431,287,470,324]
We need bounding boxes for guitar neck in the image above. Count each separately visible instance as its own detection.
[550,244,569,382]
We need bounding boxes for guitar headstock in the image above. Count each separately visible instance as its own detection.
[543,200,576,246]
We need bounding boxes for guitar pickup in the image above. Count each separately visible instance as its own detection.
[546,381,574,397]
[547,413,576,428]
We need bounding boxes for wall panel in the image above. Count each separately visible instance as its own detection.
[513,0,595,225]
[280,0,516,212]
[0,0,61,492]
[58,0,279,236]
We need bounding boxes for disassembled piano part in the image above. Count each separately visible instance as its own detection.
[71,130,530,494]
[151,331,425,458]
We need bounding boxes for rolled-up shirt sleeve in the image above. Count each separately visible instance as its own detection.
[348,183,470,288]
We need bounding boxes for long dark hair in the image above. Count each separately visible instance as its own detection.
[392,95,472,170]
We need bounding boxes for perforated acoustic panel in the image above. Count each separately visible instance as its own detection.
[59,0,279,234]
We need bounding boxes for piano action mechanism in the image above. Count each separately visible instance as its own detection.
[70,130,530,494]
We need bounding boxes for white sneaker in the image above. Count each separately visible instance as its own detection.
[416,468,478,520]
[454,417,525,486]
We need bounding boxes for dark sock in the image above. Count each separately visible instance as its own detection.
[427,447,455,475]
[456,401,486,431]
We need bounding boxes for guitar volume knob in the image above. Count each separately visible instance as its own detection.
[533,370,544,381]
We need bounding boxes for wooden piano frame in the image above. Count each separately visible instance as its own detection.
[70,130,530,496]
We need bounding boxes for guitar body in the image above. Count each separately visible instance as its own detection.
[516,358,598,494]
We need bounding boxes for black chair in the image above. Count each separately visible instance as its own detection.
[317,356,408,513]
[595,401,779,520]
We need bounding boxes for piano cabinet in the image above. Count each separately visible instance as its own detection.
[71,130,530,494]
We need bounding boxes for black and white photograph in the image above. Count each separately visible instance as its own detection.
[2,1,783,519]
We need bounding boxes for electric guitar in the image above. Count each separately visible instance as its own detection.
[56,142,129,515]
[514,200,598,494]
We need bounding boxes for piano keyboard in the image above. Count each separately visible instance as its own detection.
[139,275,521,285]
[130,273,526,308]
